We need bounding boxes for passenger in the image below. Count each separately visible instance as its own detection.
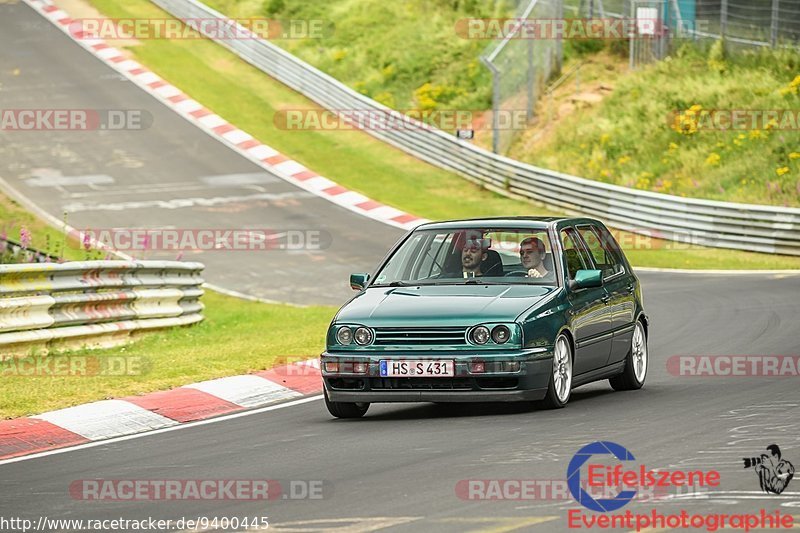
[520,237,549,278]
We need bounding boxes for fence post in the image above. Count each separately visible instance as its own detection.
[720,0,728,39]
[481,57,500,154]
[527,38,534,121]
[771,0,780,47]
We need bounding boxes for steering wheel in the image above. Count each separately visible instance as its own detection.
[504,270,529,277]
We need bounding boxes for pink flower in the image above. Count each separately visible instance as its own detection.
[82,231,92,251]
[19,227,31,249]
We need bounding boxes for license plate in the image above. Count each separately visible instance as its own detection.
[379,360,454,377]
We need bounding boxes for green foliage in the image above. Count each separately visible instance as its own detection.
[202,0,501,110]
[518,42,800,207]
[707,38,727,74]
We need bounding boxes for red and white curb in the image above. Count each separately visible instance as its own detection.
[0,359,322,460]
[22,0,428,232]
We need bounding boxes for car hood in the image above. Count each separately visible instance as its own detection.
[336,284,557,326]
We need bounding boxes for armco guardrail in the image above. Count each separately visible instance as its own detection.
[153,0,800,256]
[0,260,204,354]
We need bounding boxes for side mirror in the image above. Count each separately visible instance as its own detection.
[570,269,603,290]
[350,273,370,291]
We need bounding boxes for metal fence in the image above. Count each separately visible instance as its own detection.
[0,261,204,355]
[566,0,800,48]
[152,0,800,255]
[481,0,563,154]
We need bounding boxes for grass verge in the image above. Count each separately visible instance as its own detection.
[78,0,800,269]
[1,290,335,419]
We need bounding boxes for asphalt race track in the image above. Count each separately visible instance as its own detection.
[0,1,404,306]
[1,271,799,532]
[2,2,800,533]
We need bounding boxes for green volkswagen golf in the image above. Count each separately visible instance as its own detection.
[322,217,649,418]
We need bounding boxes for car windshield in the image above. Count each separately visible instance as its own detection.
[372,227,557,286]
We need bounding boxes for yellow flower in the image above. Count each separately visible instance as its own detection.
[600,133,611,145]
[776,166,790,176]
[617,155,631,165]
[689,104,702,112]
[705,153,721,166]
[738,133,746,140]
[789,152,800,160]
[749,130,764,140]
[668,142,678,151]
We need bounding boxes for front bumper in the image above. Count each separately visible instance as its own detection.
[321,349,553,403]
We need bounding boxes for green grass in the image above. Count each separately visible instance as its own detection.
[205,0,504,111]
[0,188,335,418]
[516,41,800,206]
[0,291,335,418]
[0,195,96,262]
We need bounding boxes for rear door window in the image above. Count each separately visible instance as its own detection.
[560,227,593,280]
[576,225,625,279]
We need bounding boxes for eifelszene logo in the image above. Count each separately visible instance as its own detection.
[743,444,795,494]
[567,441,720,512]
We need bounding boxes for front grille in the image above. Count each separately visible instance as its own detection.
[369,377,472,390]
[373,326,467,346]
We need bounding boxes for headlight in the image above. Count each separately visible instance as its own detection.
[354,327,373,346]
[491,325,511,344]
[336,326,352,345]
[470,325,490,345]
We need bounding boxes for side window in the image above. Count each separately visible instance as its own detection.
[577,225,624,278]
[560,228,592,280]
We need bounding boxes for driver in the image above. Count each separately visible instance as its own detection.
[520,237,549,278]
[460,238,487,278]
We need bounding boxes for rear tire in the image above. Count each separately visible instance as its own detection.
[539,333,573,409]
[324,387,370,418]
[609,320,648,391]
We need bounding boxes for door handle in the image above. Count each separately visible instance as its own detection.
[626,284,635,294]
[601,295,611,304]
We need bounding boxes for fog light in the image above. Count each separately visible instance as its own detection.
[469,361,486,373]
[502,361,520,372]
[353,362,368,374]
[323,361,339,373]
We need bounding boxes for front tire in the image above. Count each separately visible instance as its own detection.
[609,320,648,391]
[324,387,370,418]
[540,333,573,409]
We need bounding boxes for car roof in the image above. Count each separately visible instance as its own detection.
[416,216,602,231]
